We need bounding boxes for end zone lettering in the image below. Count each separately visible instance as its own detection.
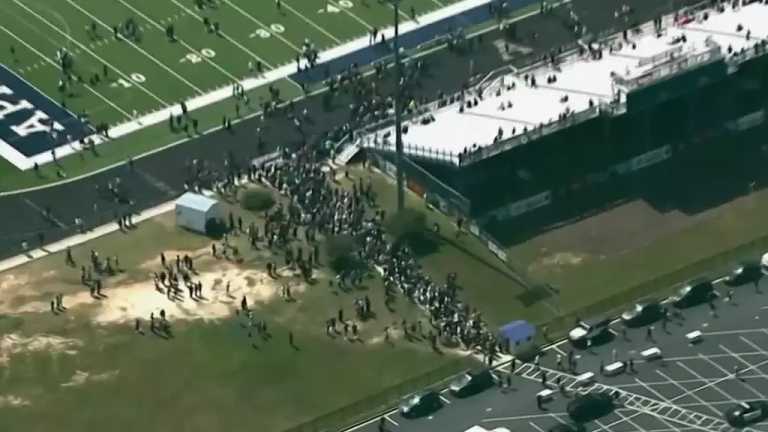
[0,64,92,168]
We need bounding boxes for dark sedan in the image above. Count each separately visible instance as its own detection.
[399,391,442,418]
[621,301,665,327]
[568,318,614,349]
[567,392,615,423]
[670,278,716,308]
[449,369,495,398]
[724,401,768,427]
[724,261,763,286]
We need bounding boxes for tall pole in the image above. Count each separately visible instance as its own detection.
[393,0,405,212]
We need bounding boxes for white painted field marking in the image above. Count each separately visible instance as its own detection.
[168,0,275,69]
[327,0,373,30]
[278,0,342,43]
[22,198,67,228]
[114,0,240,84]
[0,24,132,119]
[220,0,301,52]
[63,0,203,94]
[11,0,168,105]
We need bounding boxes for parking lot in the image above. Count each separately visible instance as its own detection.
[348,271,768,432]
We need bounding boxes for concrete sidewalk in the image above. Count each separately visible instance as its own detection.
[0,199,176,274]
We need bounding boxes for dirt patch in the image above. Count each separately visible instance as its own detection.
[0,395,31,408]
[61,370,119,387]
[31,261,308,324]
[0,334,83,366]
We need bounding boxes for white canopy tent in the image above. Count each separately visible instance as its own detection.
[175,193,222,234]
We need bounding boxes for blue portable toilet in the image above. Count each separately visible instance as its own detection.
[498,320,536,356]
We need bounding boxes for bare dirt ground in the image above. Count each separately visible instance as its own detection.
[0,246,311,325]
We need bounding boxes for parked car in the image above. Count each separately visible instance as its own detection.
[568,318,614,349]
[670,278,716,308]
[724,261,763,286]
[761,252,768,275]
[399,391,442,418]
[449,369,495,397]
[548,423,586,432]
[621,301,665,327]
[567,392,615,423]
[724,401,768,427]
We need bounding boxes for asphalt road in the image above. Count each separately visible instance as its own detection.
[349,271,768,432]
[0,0,698,260]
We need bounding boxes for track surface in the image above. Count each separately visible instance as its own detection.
[0,0,694,260]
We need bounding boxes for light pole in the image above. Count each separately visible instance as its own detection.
[391,0,405,212]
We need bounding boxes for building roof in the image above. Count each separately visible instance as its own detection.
[360,1,768,164]
[499,320,536,341]
[176,192,219,212]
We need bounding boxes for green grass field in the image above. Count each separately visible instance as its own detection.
[4,166,539,432]
[0,0,466,191]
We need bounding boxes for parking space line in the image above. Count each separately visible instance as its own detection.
[484,413,569,422]
[706,349,766,399]
[661,351,765,362]
[593,418,617,432]
[666,356,768,398]
[702,328,768,336]
[529,421,547,432]
[630,380,696,432]
[342,408,398,432]
[550,413,569,425]
[619,408,681,432]
[384,415,399,426]
[676,362,736,403]
[656,370,722,417]
[439,395,451,404]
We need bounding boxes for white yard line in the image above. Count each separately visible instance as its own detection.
[0,25,131,119]
[278,0,342,44]
[61,0,204,95]
[12,0,168,106]
[168,0,276,69]
[655,370,723,417]
[431,0,446,7]
[114,0,241,84]
[220,0,301,52]
[706,349,766,399]
[1,0,530,173]
[327,0,374,30]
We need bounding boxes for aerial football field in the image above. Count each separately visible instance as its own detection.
[0,0,463,190]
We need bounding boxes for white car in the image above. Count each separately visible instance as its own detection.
[762,252,768,275]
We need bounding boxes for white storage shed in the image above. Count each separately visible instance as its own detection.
[175,193,222,234]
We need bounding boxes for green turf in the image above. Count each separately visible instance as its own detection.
[0,193,476,432]
[0,78,301,192]
[0,0,473,191]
